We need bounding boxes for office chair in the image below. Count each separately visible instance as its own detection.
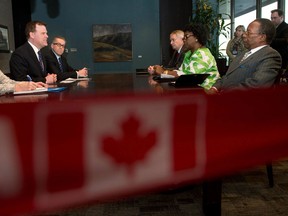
[266,163,274,187]
[265,68,287,188]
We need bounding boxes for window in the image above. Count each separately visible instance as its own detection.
[262,1,278,19]
[285,2,288,18]
[220,0,284,61]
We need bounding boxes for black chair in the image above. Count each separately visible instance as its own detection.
[136,68,149,75]
[281,67,288,83]
[266,163,274,187]
[274,68,286,85]
[265,68,287,188]
[216,58,228,77]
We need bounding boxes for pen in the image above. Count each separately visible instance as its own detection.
[27,75,32,81]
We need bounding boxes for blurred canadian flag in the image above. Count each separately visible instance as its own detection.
[33,96,207,209]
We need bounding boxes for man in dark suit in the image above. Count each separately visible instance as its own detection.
[207,18,282,94]
[270,9,288,70]
[44,36,88,81]
[148,30,186,74]
[165,30,187,69]
[10,21,57,84]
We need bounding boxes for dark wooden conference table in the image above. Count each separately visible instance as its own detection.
[2,72,205,103]
[1,72,221,216]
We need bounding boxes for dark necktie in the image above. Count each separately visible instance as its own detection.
[38,51,45,74]
[58,57,63,72]
[176,52,180,59]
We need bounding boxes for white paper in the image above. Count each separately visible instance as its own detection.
[60,78,76,84]
[14,88,48,95]
[60,77,91,83]
[160,74,175,78]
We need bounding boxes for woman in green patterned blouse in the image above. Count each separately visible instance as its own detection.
[153,23,220,89]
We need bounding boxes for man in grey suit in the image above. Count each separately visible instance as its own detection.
[207,18,282,94]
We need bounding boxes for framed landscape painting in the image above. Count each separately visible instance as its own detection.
[0,25,9,53]
[92,24,132,62]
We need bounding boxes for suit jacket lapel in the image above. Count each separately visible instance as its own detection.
[226,47,268,75]
[226,52,246,74]
[27,42,46,74]
[26,43,40,66]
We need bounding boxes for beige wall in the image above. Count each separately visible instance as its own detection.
[0,0,14,74]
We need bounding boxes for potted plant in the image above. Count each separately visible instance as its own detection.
[190,0,230,75]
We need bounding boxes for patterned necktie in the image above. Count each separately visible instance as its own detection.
[38,51,45,74]
[58,57,63,72]
[240,51,251,62]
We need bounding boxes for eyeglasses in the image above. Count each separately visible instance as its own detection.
[184,34,194,40]
[53,42,65,48]
[244,31,263,36]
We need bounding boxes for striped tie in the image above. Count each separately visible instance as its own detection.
[240,51,251,62]
[38,51,45,74]
[58,57,63,72]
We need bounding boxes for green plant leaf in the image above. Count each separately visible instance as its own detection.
[190,0,231,58]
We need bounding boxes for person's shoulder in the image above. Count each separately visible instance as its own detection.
[13,42,31,54]
[278,21,288,31]
[259,45,274,52]
[227,38,233,44]
[266,45,279,52]
[261,46,282,58]
[18,42,30,49]
[201,47,214,55]
[282,21,288,26]
[43,49,54,58]
[283,22,288,30]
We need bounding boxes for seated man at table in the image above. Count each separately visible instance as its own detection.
[152,23,220,90]
[148,30,187,74]
[9,21,57,84]
[0,70,47,96]
[44,36,88,81]
[207,18,282,94]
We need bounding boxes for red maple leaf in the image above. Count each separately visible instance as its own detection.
[101,114,157,175]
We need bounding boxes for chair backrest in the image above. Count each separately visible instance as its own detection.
[274,68,286,85]
[282,67,288,82]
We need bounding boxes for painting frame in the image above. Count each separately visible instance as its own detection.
[0,24,9,53]
[92,23,132,62]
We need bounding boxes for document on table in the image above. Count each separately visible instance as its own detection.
[152,74,177,82]
[160,74,175,78]
[13,87,48,95]
[60,77,91,83]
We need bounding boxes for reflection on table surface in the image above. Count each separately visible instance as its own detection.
[0,73,204,103]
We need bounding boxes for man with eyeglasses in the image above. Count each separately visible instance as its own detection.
[270,9,288,70]
[44,36,88,81]
[207,18,282,94]
[10,21,57,84]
